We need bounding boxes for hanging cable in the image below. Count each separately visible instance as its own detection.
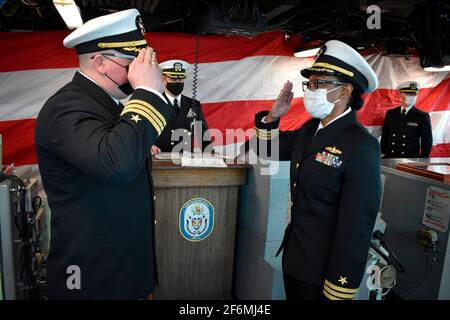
[192,29,200,102]
[0,172,46,299]
[397,243,436,291]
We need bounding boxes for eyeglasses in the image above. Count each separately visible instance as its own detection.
[99,54,131,71]
[90,52,135,60]
[302,79,346,92]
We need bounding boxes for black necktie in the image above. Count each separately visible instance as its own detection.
[173,99,179,109]
[401,109,406,116]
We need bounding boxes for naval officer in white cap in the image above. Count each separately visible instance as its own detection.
[150,59,209,154]
[35,9,172,299]
[380,81,432,158]
[253,40,381,300]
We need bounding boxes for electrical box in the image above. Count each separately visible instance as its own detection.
[0,179,17,300]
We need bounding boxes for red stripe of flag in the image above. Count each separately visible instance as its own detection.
[0,31,300,72]
[0,118,37,166]
[1,117,448,166]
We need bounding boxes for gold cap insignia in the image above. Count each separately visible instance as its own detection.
[174,62,183,72]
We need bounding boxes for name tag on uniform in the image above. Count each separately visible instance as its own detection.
[315,151,343,169]
[407,122,418,127]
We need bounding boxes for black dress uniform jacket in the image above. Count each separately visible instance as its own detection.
[35,72,172,299]
[255,109,381,299]
[380,106,432,158]
[155,93,209,152]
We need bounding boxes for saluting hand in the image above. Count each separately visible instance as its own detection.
[127,47,165,93]
[267,81,294,122]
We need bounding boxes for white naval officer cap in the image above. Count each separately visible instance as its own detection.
[63,8,147,57]
[397,81,420,94]
[301,40,378,93]
[159,60,190,79]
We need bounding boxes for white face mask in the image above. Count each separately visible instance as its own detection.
[304,85,342,119]
[404,95,417,107]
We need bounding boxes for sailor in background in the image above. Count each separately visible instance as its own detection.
[253,40,381,300]
[35,9,171,299]
[380,81,433,158]
[151,59,210,154]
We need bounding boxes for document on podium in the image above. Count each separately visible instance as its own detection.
[181,154,227,168]
[154,152,228,167]
[154,152,178,161]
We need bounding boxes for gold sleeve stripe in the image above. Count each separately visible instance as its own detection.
[324,285,356,299]
[121,108,162,135]
[122,100,166,129]
[255,128,279,137]
[323,289,343,300]
[255,129,278,140]
[324,279,358,293]
[122,103,166,130]
[122,104,166,130]
[256,134,278,140]
[312,62,354,77]
[127,99,166,124]
[256,135,273,141]
[256,131,274,138]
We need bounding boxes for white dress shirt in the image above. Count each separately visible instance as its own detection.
[314,107,352,135]
[164,91,182,107]
[400,105,414,115]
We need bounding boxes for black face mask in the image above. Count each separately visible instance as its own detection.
[103,55,134,96]
[166,82,184,96]
[117,74,134,96]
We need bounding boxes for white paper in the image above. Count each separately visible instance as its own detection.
[154,152,180,161]
[422,186,450,233]
[182,151,235,161]
[181,156,227,168]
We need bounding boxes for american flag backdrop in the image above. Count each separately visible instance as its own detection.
[0,31,449,166]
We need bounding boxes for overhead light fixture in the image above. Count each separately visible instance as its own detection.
[424,65,450,72]
[294,47,321,58]
[294,47,320,58]
[53,0,83,29]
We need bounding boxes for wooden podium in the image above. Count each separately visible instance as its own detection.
[150,158,248,299]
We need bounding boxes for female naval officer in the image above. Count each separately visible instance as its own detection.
[254,40,381,300]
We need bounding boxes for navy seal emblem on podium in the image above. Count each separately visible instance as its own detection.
[179,198,214,242]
